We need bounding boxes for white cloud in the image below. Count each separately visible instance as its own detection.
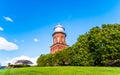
[3,16,13,22]
[2,55,39,66]
[0,27,4,31]
[34,38,39,42]
[0,37,18,51]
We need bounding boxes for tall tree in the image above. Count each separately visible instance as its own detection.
[37,24,120,66]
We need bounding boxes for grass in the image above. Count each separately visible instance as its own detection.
[0,66,120,75]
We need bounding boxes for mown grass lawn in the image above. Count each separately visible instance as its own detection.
[0,66,120,75]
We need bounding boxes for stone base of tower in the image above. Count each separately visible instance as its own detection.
[50,43,68,54]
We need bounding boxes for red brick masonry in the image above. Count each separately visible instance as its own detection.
[50,32,68,54]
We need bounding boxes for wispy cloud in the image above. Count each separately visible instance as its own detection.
[34,38,39,42]
[0,37,18,51]
[0,27,4,31]
[3,16,13,22]
[14,39,18,42]
[21,40,24,42]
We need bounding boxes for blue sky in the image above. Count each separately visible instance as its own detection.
[0,0,120,66]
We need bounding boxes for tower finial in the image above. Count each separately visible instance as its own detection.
[58,23,61,25]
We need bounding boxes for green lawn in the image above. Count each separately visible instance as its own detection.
[0,66,120,75]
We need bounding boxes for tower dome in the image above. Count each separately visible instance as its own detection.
[54,24,65,32]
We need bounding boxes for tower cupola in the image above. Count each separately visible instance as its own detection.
[50,24,68,54]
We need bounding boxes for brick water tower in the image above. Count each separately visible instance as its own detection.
[50,24,68,54]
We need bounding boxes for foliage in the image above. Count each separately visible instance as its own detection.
[37,24,120,66]
[8,64,30,68]
[15,60,33,65]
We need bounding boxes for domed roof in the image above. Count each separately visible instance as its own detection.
[54,24,65,32]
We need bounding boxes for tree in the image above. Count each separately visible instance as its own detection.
[0,63,1,68]
[15,60,33,65]
[37,24,120,66]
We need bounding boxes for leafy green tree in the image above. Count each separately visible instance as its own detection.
[37,24,120,66]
